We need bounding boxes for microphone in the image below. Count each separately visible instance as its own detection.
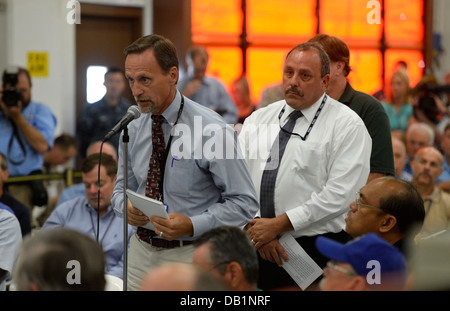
[103,105,141,142]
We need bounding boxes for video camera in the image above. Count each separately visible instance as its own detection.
[1,67,23,107]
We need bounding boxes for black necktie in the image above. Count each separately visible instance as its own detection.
[260,110,303,218]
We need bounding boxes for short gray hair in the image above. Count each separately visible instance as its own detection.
[406,123,435,145]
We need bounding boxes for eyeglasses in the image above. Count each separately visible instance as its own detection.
[355,192,384,212]
[326,260,357,277]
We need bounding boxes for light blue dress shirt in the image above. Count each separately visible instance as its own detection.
[112,91,259,240]
[0,100,56,176]
[56,183,85,207]
[178,76,238,124]
[42,196,135,279]
[0,208,22,291]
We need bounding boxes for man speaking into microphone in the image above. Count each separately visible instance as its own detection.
[111,34,259,290]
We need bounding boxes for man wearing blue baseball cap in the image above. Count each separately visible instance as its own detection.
[316,233,407,291]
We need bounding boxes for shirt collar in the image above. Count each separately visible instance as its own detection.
[161,90,182,126]
[85,201,114,218]
[425,186,442,203]
[337,81,355,105]
[282,92,326,124]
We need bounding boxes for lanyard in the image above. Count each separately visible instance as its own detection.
[158,96,184,201]
[278,94,327,141]
[89,205,115,245]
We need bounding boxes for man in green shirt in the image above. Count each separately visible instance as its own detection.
[309,34,395,183]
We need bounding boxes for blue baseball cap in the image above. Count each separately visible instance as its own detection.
[315,233,406,276]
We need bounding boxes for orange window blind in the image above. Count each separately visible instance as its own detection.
[191,0,241,44]
[204,46,242,94]
[247,0,316,46]
[348,49,383,95]
[385,49,425,89]
[247,47,291,102]
[320,0,382,44]
[385,0,424,47]
[191,0,425,107]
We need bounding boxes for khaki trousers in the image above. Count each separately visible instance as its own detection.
[126,233,195,291]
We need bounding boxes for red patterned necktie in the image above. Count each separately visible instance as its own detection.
[145,114,166,200]
[138,114,166,240]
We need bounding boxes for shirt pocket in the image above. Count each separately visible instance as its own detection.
[166,158,195,197]
[290,141,328,178]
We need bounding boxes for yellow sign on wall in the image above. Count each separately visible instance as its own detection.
[27,52,49,77]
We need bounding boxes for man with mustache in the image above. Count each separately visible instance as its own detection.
[239,42,372,290]
[411,146,450,239]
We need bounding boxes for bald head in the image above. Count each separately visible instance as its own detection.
[86,141,117,161]
[412,146,444,189]
[392,136,407,177]
[139,262,229,291]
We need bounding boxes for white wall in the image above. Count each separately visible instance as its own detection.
[1,0,152,139]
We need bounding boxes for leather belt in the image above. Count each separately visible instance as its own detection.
[136,227,193,249]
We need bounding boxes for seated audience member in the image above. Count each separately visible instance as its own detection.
[13,228,106,291]
[0,152,31,236]
[406,230,450,291]
[231,76,256,124]
[43,133,78,169]
[42,153,134,279]
[76,66,131,157]
[56,141,117,206]
[0,207,21,291]
[411,146,450,239]
[192,226,258,291]
[372,60,409,102]
[345,176,425,255]
[316,233,408,291]
[178,45,238,124]
[139,262,229,291]
[391,135,409,180]
[257,82,284,109]
[37,133,78,227]
[381,70,413,133]
[436,122,450,190]
[402,122,434,181]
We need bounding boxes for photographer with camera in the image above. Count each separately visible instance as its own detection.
[0,66,56,221]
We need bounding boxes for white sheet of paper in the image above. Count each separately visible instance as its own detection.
[126,189,169,231]
[279,232,323,290]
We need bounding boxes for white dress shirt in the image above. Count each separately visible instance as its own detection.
[239,93,372,238]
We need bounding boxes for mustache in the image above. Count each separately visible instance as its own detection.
[285,87,304,97]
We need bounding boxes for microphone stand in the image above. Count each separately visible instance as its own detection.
[122,127,129,291]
